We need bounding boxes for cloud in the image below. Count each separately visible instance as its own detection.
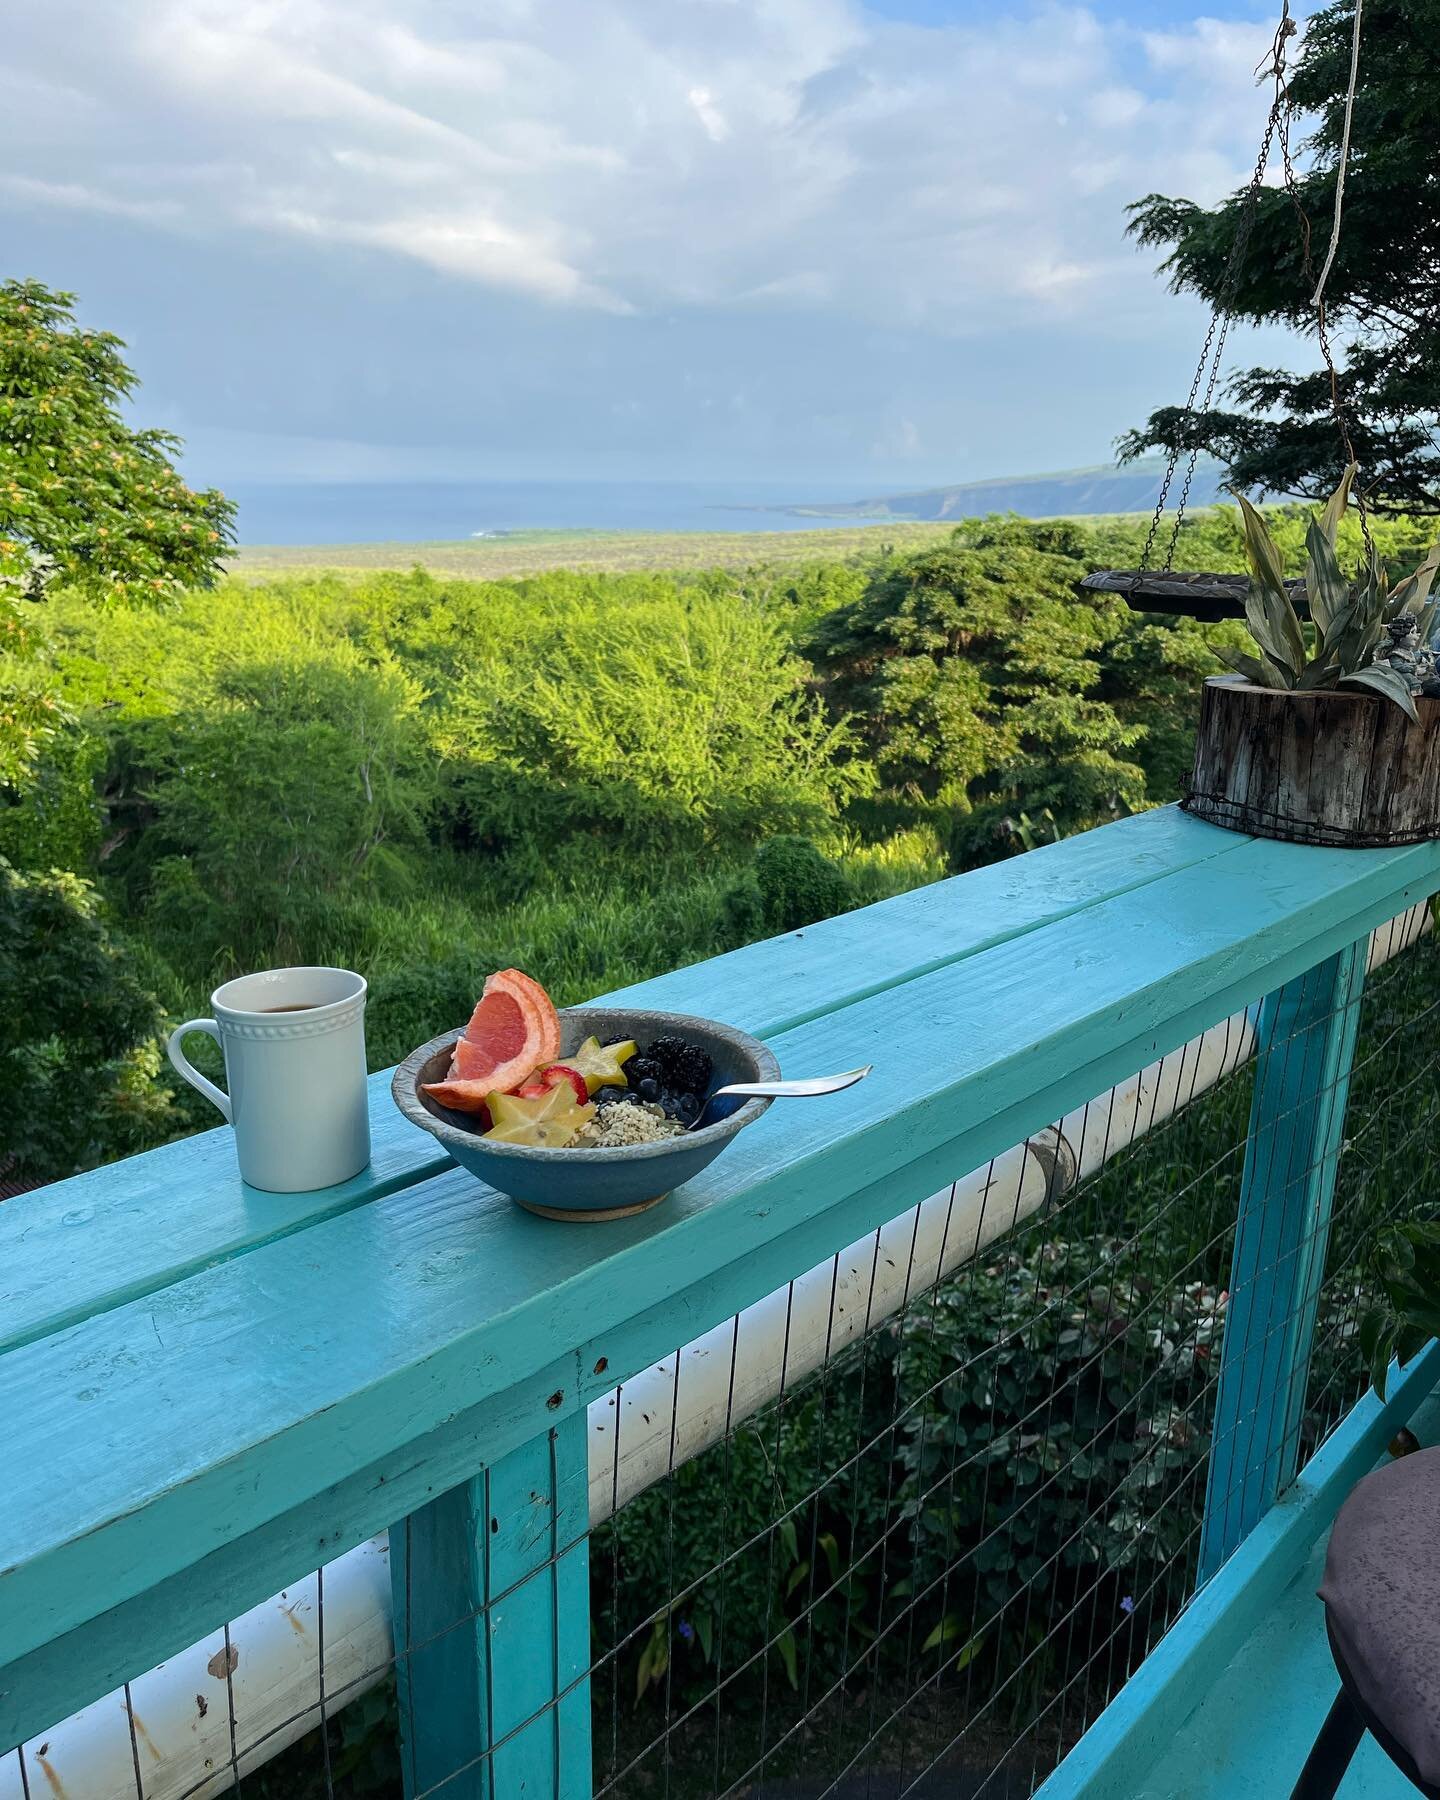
[0,174,181,224]
[0,0,1297,328]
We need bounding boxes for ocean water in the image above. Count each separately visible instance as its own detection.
[228,479,872,546]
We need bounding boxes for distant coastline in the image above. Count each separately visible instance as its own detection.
[728,455,1226,525]
[221,460,1225,548]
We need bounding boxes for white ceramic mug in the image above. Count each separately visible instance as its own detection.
[168,966,371,1193]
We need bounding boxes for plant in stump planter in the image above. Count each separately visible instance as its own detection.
[1185,467,1440,846]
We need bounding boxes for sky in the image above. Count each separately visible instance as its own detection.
[1,0,1312,499]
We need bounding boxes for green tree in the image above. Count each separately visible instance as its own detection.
[0,858,178,1184]
[440,592,871,857]
[141,650,436,970]
[809,518,1149,862]
[1121,0,1440,512]
[0,279,234,782]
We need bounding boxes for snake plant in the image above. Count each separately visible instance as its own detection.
[1219,463,1440,722]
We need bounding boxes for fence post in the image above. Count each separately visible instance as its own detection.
[390,1408,592,1800]
[1198,938,1367,1583]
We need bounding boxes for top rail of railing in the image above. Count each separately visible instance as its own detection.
[3,805,1440,1752]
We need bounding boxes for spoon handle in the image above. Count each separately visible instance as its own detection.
[712,1066,872,1100]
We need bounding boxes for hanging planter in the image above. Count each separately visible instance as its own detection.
[1186,677,1440,847]
[1181,467,1440,848]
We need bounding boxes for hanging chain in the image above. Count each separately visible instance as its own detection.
[1140,2,1297,570]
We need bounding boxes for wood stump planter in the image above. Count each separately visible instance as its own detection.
[1184,675,1440,847]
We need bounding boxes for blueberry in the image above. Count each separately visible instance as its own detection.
[595,1085,630,1108]
[675,1092,699,1122]
[637,1076,660,1102]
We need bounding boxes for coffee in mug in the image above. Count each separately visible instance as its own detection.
[167,966,371,1192]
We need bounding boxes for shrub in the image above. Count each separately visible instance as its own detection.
[755,835,853,933]
[0,858,179,1182]
[0,724,103,872]
[138,650,436,971]
[440,595,872,856]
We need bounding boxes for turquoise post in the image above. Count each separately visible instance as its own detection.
[390,1409,592,1799]
[1198,939,1368,1582]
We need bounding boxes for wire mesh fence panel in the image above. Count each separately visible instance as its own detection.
[588,921,1439,1800]
[1298,912,1440,1463]
[6,912,1438,1800]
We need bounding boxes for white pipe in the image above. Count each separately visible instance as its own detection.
[1,1541,393,1800]
[6,901,1429,1799]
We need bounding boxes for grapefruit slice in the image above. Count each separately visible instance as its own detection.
[422,968,561,1114]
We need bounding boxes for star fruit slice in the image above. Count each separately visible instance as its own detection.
[483,1082,595,1148]
[549,1035,638,1096]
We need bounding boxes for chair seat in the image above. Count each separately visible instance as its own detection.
[1319,1446,1440,1792]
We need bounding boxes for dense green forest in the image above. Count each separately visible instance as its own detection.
[5,497,1439,1187]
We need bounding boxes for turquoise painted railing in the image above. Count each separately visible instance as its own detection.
[3,805,1439,1800]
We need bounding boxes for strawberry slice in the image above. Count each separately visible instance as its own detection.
[513,1064,588,1106]
[540,1064,589,1105]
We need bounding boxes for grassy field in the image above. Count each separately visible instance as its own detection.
[227,521,957,579]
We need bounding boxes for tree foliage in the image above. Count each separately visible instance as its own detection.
[0,279,234,782]
[0,858,176,1183]
[807,517,1159,857]
[1121,0,1440,512]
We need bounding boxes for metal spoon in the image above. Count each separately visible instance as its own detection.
[687,1065,873,1132]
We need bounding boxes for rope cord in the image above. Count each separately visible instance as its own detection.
[1139,2,1295,571]
[1141,0,1373,572]
[1276,11,1374,560]
[1311,0,1364,309]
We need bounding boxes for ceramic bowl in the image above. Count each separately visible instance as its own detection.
[392,1007,779,1220]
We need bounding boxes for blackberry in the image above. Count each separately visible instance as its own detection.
[623,1053,663,1089]
[647,1035,713,1097]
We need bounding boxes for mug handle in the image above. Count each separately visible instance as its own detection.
[167,1019,232,1122]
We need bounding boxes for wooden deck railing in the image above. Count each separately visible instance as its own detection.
[3,805,1440,1799]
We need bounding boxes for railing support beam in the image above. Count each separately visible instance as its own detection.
[1199,938,1368,1582]
[390,1410,592,1799]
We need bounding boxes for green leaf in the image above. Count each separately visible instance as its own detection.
[1338,662,1421,722]
[1296,655,1342,691]
[775,1626,799,1690]
[1232,500,1305,672]
[694,1608,714,1664]
[785,1559,811,1598]
[1316,462,1357,550]
[1359,1308,1384,1381]
[817,1532,842,1586]
[1236,490,1292,599]
[1213,642,1284,688]
[952,1632,987,1672]
[922,1613,963,1652]
[635,1638,655,1706]
[1304,516,1350,637]
[1389,541,1440,618]
[779,1517,799,1566]
[921,1614,987,1671]
[1360,1308,1399,1400]
[1242,586,1301,682]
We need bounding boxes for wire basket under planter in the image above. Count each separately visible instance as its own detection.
[1183,675,1440,847]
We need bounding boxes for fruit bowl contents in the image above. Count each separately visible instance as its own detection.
[419,970,721,1151]
[391,971,780,1219]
